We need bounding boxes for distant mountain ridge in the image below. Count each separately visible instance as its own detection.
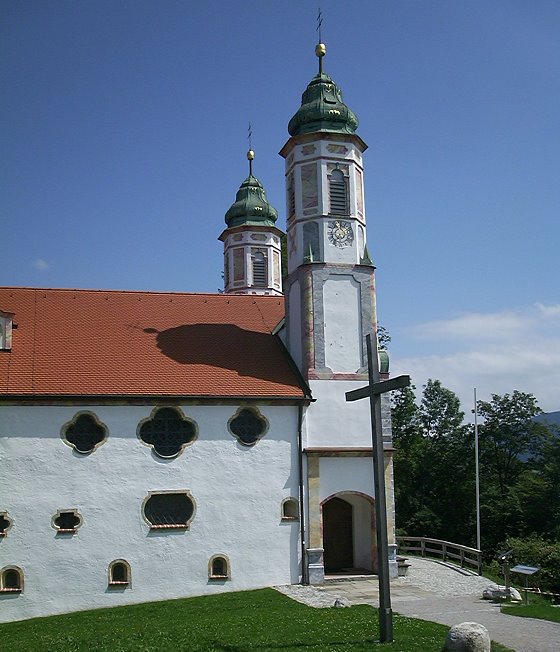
[535,411,560,429]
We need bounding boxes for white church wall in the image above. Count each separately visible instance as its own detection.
[0,403,301,623]
[319,457,374,502]
[304,379,373,448]
[323,275,361,372]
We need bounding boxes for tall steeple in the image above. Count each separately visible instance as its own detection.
[282,39,397,585]
[219,150,284,295]
[280,42,375,376]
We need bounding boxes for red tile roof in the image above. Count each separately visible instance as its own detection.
[0,288,308,400]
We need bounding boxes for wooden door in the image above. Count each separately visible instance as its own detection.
[323,497,353,572]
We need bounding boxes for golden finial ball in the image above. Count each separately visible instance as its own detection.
[247,149,255,160]
[315,43,326,57]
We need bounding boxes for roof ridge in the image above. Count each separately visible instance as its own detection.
[0,287,284,299]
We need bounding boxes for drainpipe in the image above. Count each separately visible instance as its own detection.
[297,403,308,585]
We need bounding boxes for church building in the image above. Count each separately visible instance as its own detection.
[0,43,397,623]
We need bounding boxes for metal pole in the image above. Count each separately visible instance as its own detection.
[366,334,393,643]
[474,388,481,551]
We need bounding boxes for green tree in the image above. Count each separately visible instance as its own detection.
[418,380,475,544]
[392,380,476,545]
[476,391,553,556]
[477,391,546,496]
[377,325,391,350]
[391,385,423,533]
[419,379,465,439]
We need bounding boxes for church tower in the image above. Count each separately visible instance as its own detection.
[280,42,375,380]
[219,150,284,295]
[282,43,396,581]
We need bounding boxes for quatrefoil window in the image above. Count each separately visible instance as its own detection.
[0,512,13,537]
[228,407,268,446]
[62,412,107,454]
[138,407,197,459]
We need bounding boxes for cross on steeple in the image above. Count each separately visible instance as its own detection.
[247,122,254,176]
[315,8,326,74]
[346,334,410,643]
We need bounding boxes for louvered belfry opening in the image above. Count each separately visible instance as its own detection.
[252,251,267,287]
[329,168,348,215]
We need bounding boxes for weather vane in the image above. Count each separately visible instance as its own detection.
[247,122,254,176]
[316,7,323,43]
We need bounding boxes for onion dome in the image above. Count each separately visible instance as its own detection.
[224,174,278,228]
[288,43,358,137]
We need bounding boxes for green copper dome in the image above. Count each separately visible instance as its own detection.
[288,71,359,137]
[224,175,278,228]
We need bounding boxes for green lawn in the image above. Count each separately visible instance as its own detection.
[502,598,560,623]
[1,588,513,652]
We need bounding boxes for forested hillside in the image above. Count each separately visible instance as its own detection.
[392,382,560,591]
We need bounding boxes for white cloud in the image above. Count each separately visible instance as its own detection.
[408,310,533,341]
[535,303,560,318]
[391,304,560,415]
[33,259,50,272]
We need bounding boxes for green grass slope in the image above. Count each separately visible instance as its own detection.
[0,588,513,652]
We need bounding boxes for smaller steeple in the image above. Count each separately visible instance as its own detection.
[219,149,284,296]
[224,150,278,229]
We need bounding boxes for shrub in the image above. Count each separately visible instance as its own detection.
[504,535,560,594]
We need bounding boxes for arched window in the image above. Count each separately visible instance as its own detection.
[228,407,268,446]
[138,407,197,459]
[252,251,267,287]
[108,560,131,587]
[281,498,299,521]
[0,567,23,593]
[329,168,348,215]
[143,491,195,530]
[52,509,82,534]
[209,555,230,580]
[61,412,108,455]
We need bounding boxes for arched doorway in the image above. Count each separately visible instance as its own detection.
[323,497,353,572]
[322,493,376,574]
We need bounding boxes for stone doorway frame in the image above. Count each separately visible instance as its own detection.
[320,491,377,575]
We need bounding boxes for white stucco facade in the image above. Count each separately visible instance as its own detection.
[304,379,373,448]
[0,45,400,622]
[0,403,301,622]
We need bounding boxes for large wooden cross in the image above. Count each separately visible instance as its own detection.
[346,333,410,643]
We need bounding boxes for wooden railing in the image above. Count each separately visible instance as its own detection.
[396,536,483,575]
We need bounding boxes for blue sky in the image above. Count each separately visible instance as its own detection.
[2,1,559,413]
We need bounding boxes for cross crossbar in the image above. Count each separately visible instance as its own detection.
[345,374,411,402]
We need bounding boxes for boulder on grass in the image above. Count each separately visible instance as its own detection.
[444,622,490,652]
[482,584,522,601]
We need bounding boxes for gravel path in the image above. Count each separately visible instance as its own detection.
[275,558,560,652]
[275,557,491,607]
